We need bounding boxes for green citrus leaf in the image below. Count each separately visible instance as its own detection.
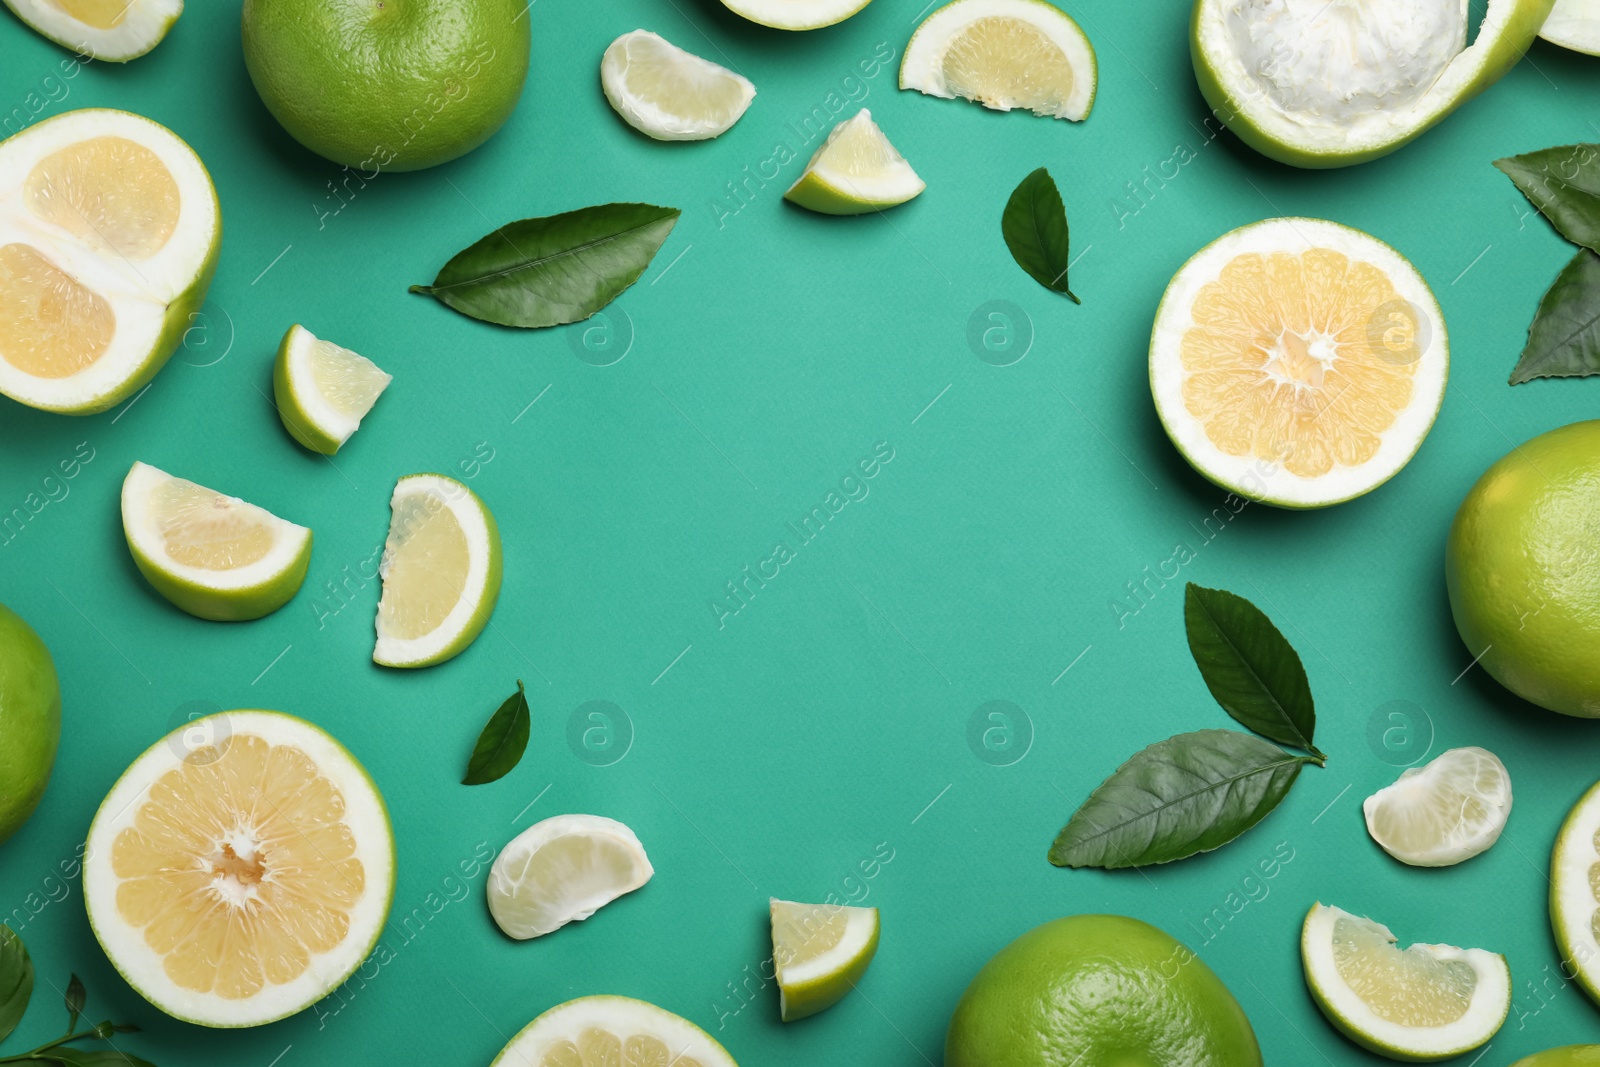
[0,925,33,1045]
[410,203,680,328]
[1184,584,1321,759]
[463,681,530,786]
[1510,248,1600,384]
[48,1049,159,1067]
[1049,730,1312,869]
[1001,167,1080,303]
[1495,144,1600,254]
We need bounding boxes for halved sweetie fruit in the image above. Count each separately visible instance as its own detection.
[272,324,391,455]
[491,996,738,1067]
[1149,217,1447,508]
[2,0,181,61]
[770,899,879,1021]
[718,0,871,30]
[1551,780,1600,1008]
[0,108,220,414]
[121,461,311,621]
[1192,0,1554,168]
[83,709,394,1027]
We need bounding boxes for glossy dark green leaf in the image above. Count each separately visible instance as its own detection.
[1049,730,1312,869]
[1184,584,1322,759]
[1001,167,1080,303]
[1510,248,1600,384]
[64,974,85,1031]
[463,681,530,785]
[1495,144,1600,254]
[0,926,33,1044]
[410,203,680,328]
[47,1048,158,1067]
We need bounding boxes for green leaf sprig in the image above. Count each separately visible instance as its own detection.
[463,680,530,785]
[1001,168,1080,303]
[1049,583,1326,870]
[411,202,680,329]
[0,927,154,1066]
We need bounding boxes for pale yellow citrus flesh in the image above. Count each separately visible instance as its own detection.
[49,0,132,29]
[308,337,389,417]
[1181,248,1419,480]
[26,136,180,260]
[943,17,1075,113]
[1333,915,1475,1027]
[773,901,848,965]
[378,496,468,641]
[110,734,365,1000]
[153,479,275,571]
[0,243,115,378]
[816,116,903,182]
[536,1033,705,1067]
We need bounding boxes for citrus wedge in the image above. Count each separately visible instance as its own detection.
[1550,780,1600,1008]
[1149,217,1447,508]
[487,815,653,940]
[121,461,311,622]
[770,899,879,1021]
[901,0,1097,120]
[784,109,924,215]
[601,30,755,141]
[1302,903,1509,1061]
[0,108,219,414]
[372,473,501,668]
[271,324,391,455]
[1543,0,1600,53]
[2,0,181,61]
[1193,0,1554,168]
[717,0,870,30]
[491,996,738,1067]
[83,709,394,1028]
[1363,747,1512,868]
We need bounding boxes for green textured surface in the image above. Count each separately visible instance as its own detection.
[2,1,1600,1064]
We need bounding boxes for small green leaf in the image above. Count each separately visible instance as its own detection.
[463,681,531,785]
[1509,248,1600,384]
[47,1049,158,1067]
[64,975,85,1032]
[1184,584,1322,760]
[1495,144,1600,254]
[410,203,681,328]
[0,926,34,1045]
[1049,729,1312,869]
[1001,167,1080,303]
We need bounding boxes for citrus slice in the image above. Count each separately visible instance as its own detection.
[1193,0,1554,168]
[1149,217,1448,508]
[717,0,870,30]
[2,0,181,61]
[901,0,1097,120]
[601,30,755,141]
[0,108,220,414]
[1363,747,1513,868]
[487,815,653,940]
[1543,0,1600,53]
[770,899,879,1021]
[372,473,501,668]
[783,109,924,215]
[83,709,394,1028]
[120,461,311,622]
[1549,780,1600,1008]
[1301,903,1510,1061]
[491,996,738,1067]
[271,324,391,455]
[1514,1047,1600,1067]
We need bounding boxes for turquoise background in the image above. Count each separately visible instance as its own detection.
[2,0,1600,1063]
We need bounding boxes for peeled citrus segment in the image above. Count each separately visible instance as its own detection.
[372,473,501,668]
[1543,0,1600,51]
[770,899,879,1021]
[487,815,653,940]
[272,324,391,455]
[0,109,219,414]
[1302,903,1509,1061]
[1149,217,1447,508]
[83,710,394,1027]
[717,0,871,30]
[1193,0,1555,168]
[1,0,181,60]
[1550,780,1600,1008]
[492,996,738,1067]
[901,0,1097,120]
[1363,747,1512,868]
[120,461,311,622]
[784,109,925,216]
[601,30,755,141]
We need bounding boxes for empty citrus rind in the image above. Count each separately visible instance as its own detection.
[83,710,395,1028]
[1542,0,1600,53]
[490,996,738,1067]
[1,0,182,62]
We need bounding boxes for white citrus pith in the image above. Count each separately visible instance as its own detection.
[601,30,755,141]
[770,899,880,1021]
[487,814,653,940]
[0,108,219,414]
[784,109,924,215]
[2,0,181,61]
[1150,217,1447,508]
[1550,780,1600,1008]
[272,323,391,455]
[901,0,1097,120]
[1363,747,1512,867]
[1543,0,1600,53]
[84,710,395,1027]
[492,996,738,1067]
